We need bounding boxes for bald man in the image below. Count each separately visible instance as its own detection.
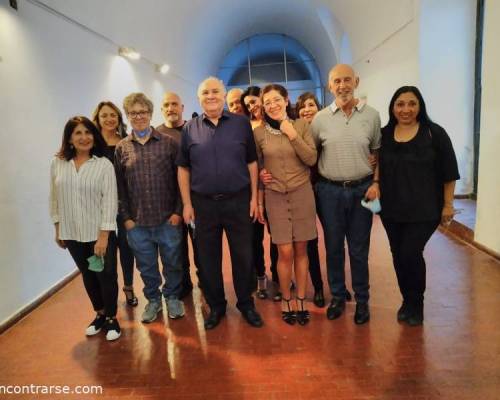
[310,64,381,325]
[156,92,198,299]
[226,88,244,115]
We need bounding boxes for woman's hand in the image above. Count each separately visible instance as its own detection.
[259,168,273,186]
[94,232,109,257]
[280,120,298,141]
[124,219,136,231]
[440,205,455,227]
[168,214,183,226]
[54,223,66,249]
[257,204,266,224]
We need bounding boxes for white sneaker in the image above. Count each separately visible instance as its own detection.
[105,317,121,341]
[85,314,106,336]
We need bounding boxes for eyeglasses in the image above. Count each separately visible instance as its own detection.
[128,110,150,119]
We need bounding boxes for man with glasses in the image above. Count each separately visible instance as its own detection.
[115,92,185,323]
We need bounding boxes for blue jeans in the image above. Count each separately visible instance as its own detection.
[316,179,373,304]
[126,221,183,301]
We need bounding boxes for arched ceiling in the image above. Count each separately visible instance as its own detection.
[40,0,414,87]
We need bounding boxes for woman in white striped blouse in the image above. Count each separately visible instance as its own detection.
[50,116,121,341]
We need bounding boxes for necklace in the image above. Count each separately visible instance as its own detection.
[264,123,282,136]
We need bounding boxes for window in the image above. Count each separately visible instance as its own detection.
[218,34,323,105]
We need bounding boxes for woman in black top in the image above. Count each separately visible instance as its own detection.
[379,86,459,326]
[92,101,138,307]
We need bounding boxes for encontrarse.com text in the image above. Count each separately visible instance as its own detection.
[0,385,103,395]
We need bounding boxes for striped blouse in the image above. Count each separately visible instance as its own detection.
[50,156,118,242]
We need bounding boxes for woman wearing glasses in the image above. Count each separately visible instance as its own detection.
[254,84,317,325]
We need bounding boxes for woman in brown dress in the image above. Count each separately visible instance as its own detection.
[255,84,317,325]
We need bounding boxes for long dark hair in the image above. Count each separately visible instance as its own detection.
[295,92,321,116]
[261,84,295,119]
[56,116,105,161]
[241,86,261,117]
[384,86,432,129]
[92,101,127,138]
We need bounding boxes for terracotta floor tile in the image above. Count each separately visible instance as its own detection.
[1,217,500,399]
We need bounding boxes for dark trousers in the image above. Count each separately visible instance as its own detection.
[108,215,135,287]
[381,219,439,305]
[191,188,255,313]
[181,223,200,290]
[307,238,324,290]
[66,238,118,317]
[252,221,265,278]
[316,179,373,303]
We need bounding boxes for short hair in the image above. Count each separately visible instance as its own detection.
[295,92,321,115]
[197,76,226,97]
[261,84,295,119]
[56,116,105,161]
[92,101,127,138]
[240,86,261,117]
[123,92,154,115]
[328,64,357,83]
[384,86,433,129]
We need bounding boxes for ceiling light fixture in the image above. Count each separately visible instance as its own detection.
[156,64,170,74]
[118,47,141,60]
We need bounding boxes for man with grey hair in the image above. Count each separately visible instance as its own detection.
[115,92,185,323]
[226,88,244,115]
[310,64,381,325]
[177,77,263,330]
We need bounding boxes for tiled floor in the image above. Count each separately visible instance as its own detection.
[1,216,500,399]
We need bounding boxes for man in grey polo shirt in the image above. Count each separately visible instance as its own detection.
[310,64,380,325]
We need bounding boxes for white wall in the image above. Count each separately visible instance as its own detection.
[475,0,500,254]
[419,0,476,195]
[0,1,197,325]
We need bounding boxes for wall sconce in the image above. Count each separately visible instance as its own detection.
[156,64,170,74]
[118,47,141,60]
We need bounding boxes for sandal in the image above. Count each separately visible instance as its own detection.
[296,297,310,326]
[123,287,138,307]
[281,298,296,325]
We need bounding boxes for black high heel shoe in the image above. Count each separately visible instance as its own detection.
[123,287,138,307]
[296,297,310,326]
[281,298,296,325]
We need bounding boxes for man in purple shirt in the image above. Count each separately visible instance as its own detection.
[177,77,263,330]
[115,92,184,323]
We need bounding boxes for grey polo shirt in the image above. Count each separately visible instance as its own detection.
[310,101,381,181]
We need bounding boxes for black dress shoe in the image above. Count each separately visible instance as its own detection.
[241,308,263,328]
[326,298,345,320]
[406,304,423,326]
[313,288,325,308]
[354,303,370,325]
[397,302,411,322]
[204,309,225,330]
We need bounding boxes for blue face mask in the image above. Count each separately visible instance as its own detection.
[134,127,150,138]
[361,198,381,214]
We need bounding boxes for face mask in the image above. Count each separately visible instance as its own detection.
[361,197,381,214]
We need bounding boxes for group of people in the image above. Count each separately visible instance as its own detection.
[49,63,459,341]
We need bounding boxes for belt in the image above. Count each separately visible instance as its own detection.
[319,175,373,188]
[193,187,248,201]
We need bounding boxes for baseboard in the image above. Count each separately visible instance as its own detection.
[0,269,80,334]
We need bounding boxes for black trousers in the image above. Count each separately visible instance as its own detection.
[66,237,118,317]
[107,215,135,287]
[191,188,255,313]
[181,223,200,289]
[307,237,324,291]
[381,218,439,305]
